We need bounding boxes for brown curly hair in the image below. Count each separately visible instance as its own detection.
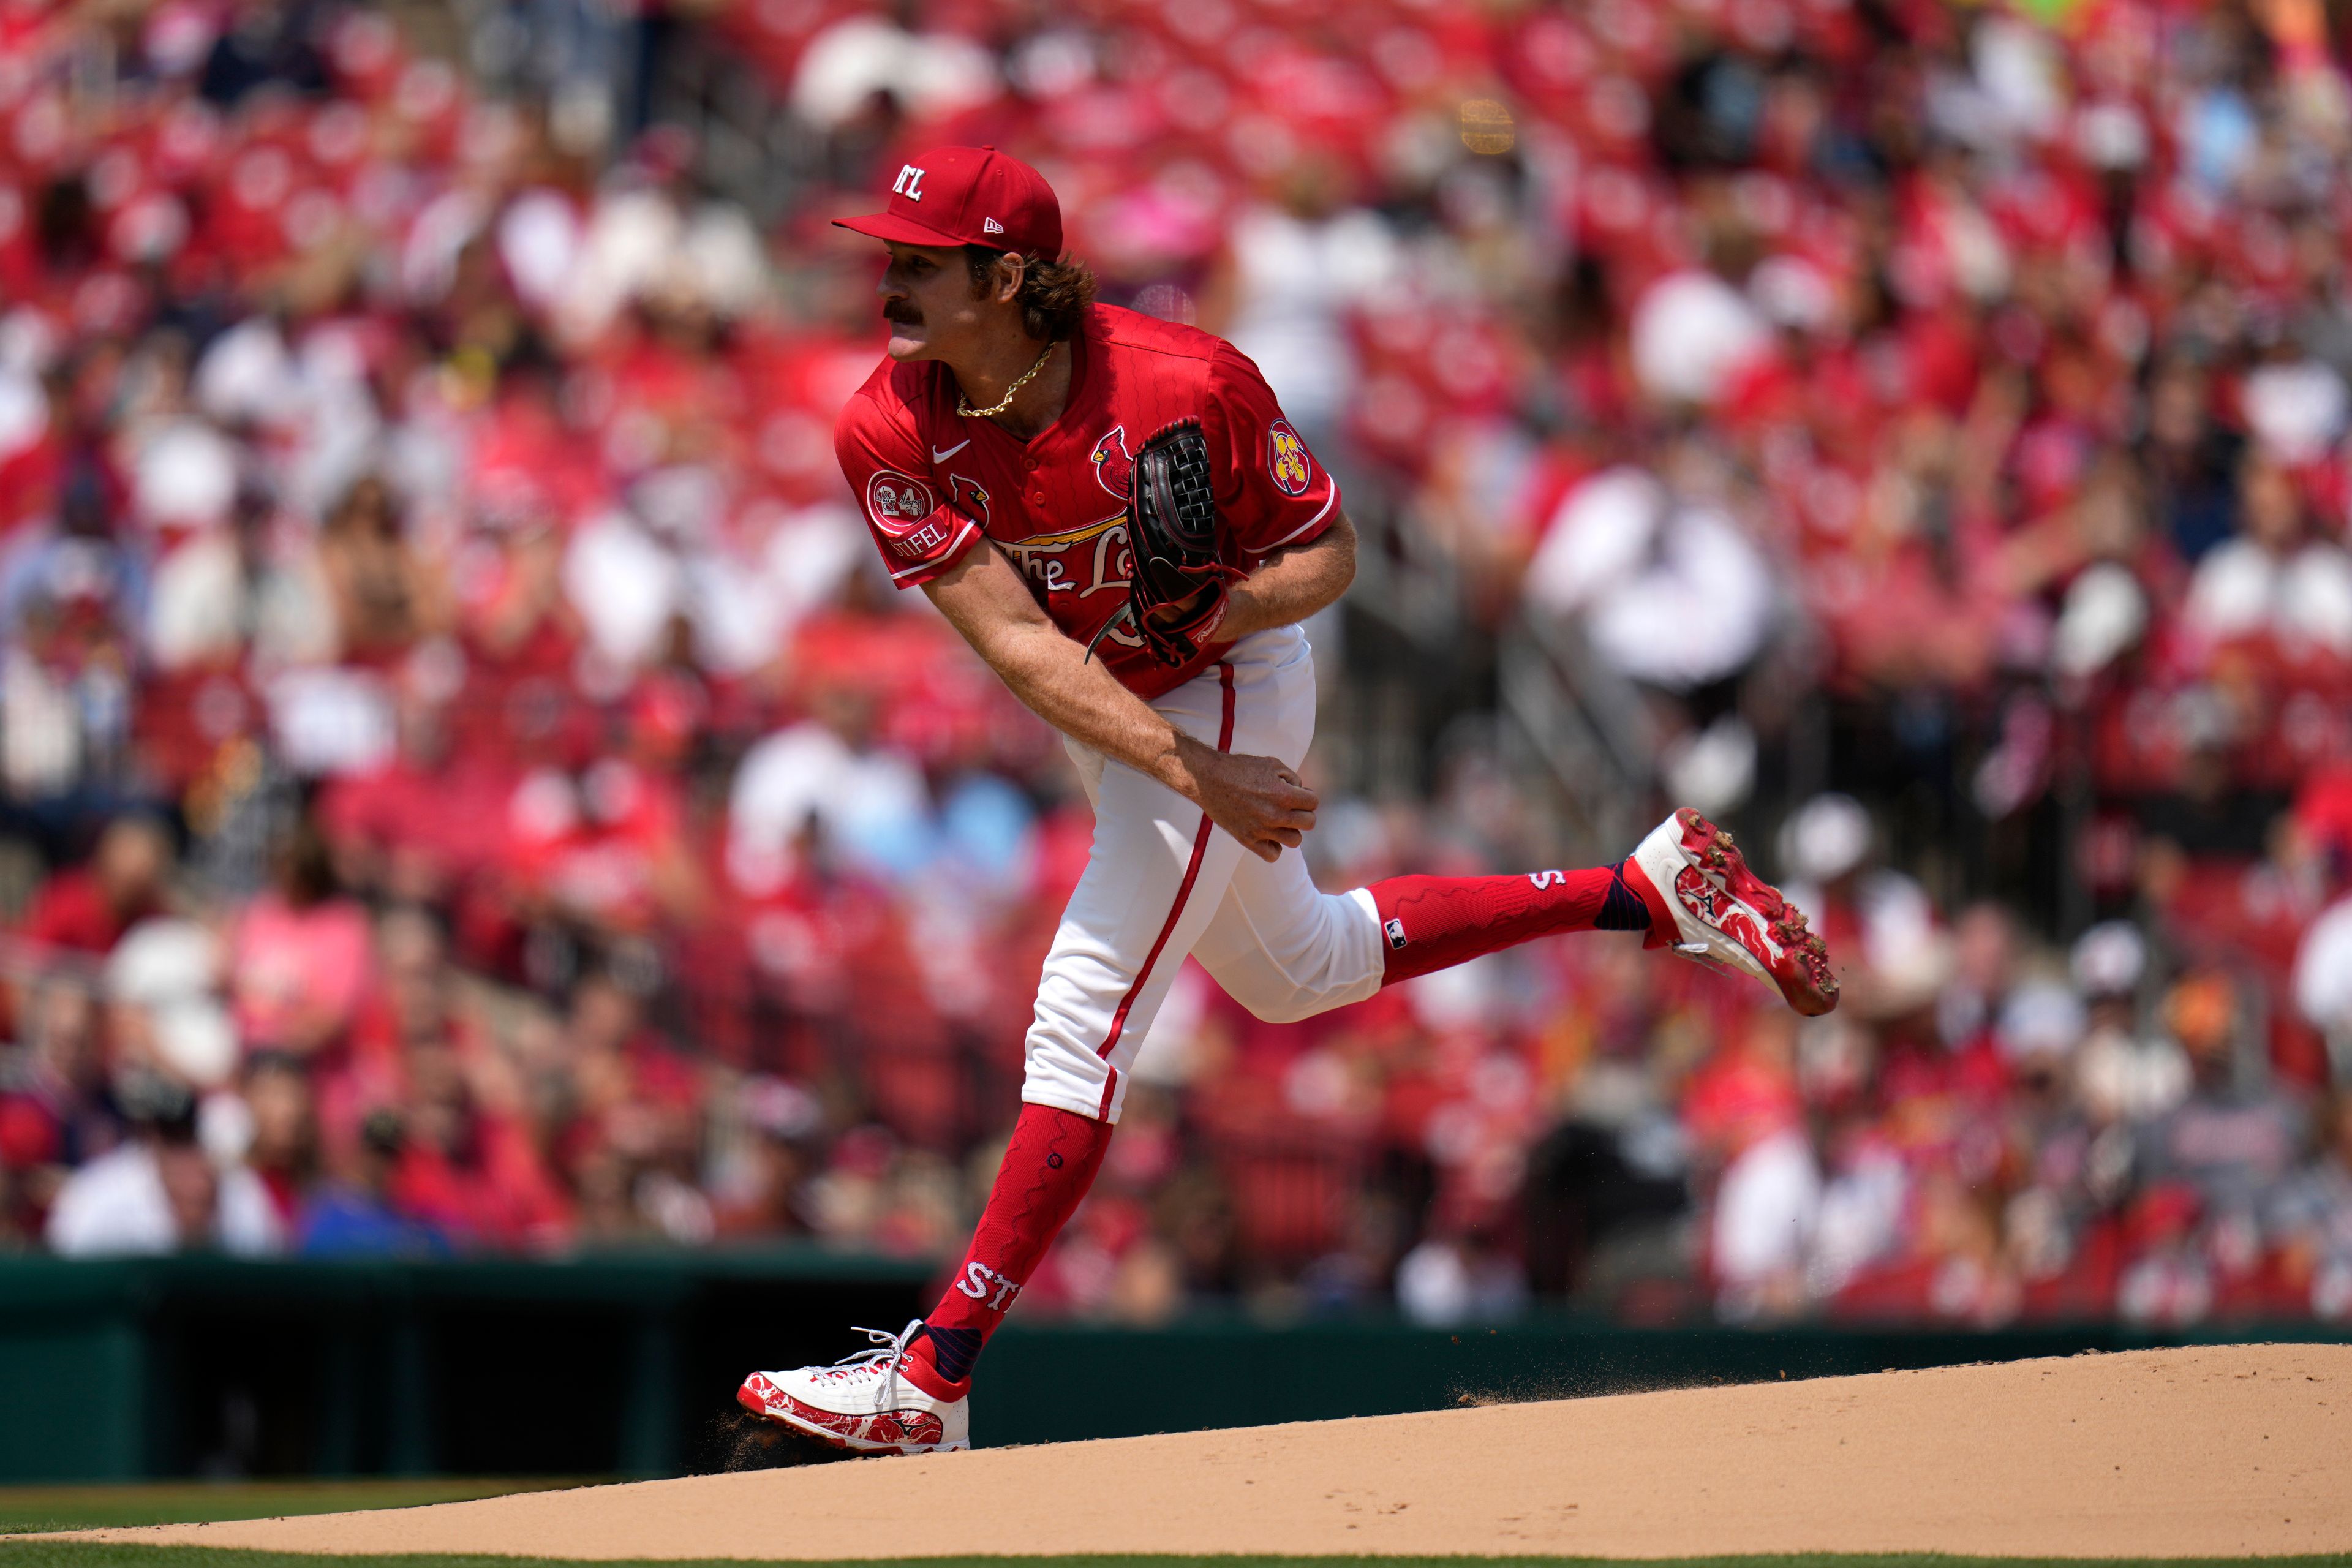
[965,247,1098,343]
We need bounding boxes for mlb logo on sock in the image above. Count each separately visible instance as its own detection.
[1384,918,1408,950]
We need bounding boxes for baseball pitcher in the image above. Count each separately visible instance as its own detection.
[737,147,1837,1453]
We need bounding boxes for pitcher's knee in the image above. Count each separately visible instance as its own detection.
[1208,899,1385,1023]
[1019,1017,1113,1118]
[1219,961,1365,1023]
[1227,984,1324,1024]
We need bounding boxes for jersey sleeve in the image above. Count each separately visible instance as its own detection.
[1202,345,1342,561]
[834,390,984,589]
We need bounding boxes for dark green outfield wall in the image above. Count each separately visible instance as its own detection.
[2,1256,2345,1482]
[976,1316,2352,1445]
[0,1254,934,1483]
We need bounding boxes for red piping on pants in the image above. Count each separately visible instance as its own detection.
[1093,662,1237,1120]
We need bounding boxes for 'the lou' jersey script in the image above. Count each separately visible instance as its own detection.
[832,303,1340,699]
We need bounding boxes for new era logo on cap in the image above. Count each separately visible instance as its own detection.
[832,146,1063,258]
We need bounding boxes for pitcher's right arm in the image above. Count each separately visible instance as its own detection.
[922,543,1316,862]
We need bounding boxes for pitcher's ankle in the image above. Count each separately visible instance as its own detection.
[903,1327,974,1400]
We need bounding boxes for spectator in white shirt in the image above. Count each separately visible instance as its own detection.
[46,1085,282,1257]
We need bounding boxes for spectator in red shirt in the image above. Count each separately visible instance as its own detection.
[20,815,173,957]
[560,968,709,1244]
[0,976,116,1234]
[388,1035,574,1251]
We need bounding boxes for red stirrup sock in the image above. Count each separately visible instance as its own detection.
[905,1101,1112,1396]
[1368,862,1657,986]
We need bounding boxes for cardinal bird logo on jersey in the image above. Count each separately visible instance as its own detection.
[1267,419,1313,497]
[1090,426,1136,499]
[949,473,990,526]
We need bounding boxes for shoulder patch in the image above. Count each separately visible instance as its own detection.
[864,470,947,558]
[1267,419,1313,497]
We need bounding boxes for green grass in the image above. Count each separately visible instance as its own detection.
[0,1482,582,1535]
[4,1552,2352,1568]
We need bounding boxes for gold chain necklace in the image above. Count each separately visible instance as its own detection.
[956,344,1055,419]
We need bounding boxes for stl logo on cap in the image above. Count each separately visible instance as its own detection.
[832,146,1065,258]
[1267,420,1313,496]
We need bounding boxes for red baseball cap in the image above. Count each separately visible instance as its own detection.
[832,145,1063,257]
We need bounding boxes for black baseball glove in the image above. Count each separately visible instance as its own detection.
[1086,417,1240,666]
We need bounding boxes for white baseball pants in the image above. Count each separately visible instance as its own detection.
[1022,625,1388,1122]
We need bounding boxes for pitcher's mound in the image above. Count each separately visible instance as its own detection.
[60,1343,2352,1559]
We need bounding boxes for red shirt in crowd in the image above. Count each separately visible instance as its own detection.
[19,870,151,955]
[832,303,1341,699]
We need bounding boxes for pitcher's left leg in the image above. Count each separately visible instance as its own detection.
[1188,630,1656,1022]
[1362,811,1839,1016]
[1366,863,1655,983]
[1194,844,1653,1023]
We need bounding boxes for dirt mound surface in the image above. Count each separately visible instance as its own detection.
[55,1343,2352,1559]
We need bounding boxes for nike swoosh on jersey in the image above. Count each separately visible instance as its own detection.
[932,440,971,462]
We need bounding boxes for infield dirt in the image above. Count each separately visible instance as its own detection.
[46,1343,2352,1559]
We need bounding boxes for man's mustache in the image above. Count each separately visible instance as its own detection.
[882,301,923,326]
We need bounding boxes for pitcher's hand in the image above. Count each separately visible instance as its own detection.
[1182,742,1317,861]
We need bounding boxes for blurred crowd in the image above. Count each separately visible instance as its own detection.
[3,0,2352,1329]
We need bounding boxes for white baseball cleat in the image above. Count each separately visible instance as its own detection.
[1626,807,1839,1017]
[737,1320,971,1455]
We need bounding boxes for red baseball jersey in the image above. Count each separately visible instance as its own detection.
[833,303,1341,699]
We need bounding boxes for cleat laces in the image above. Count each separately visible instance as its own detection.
[825,1319,924,1411]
